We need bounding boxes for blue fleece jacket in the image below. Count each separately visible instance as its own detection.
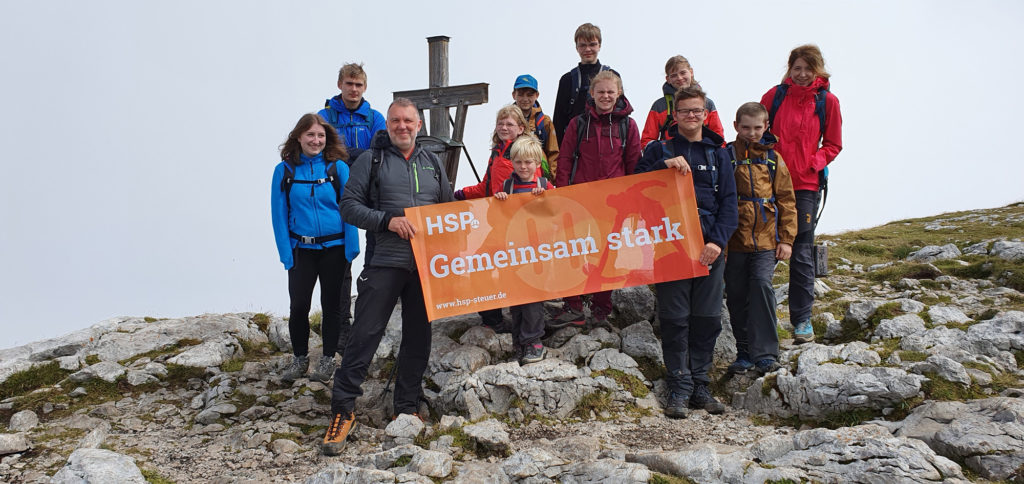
[634,127,738,250]
[271,152,360,269]
[318,98,386,151]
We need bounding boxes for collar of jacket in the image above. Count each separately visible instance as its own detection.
[298,152,324,164]
[584,95,634,120]
[675,125,725,148]
[328,96,370,116]
[731,133,777,160]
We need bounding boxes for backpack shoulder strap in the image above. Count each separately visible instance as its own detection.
[768,83,789,130]
[369,148,383,210]
[503,177,514,195]
[814,87,828,139]
[618,116,629,151]
[704,145,719,193]
[569,67,582,107]
[326,160,342,205]
[569,113,587,185]
[660,139,674,158]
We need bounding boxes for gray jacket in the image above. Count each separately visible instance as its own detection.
[341,131,454,270]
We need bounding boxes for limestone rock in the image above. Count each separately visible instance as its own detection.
[619,321,663,365]
[501,448,566,479]
[908,244,962,263]
[304,463,397,484]
[409,450,453,478]
[910,355,971,386]
[0,433,30,456]
[928,306,971,326]
[51,448,145,484]
[991,240,1024,261]
[270,438,301,454]
[8,410,38,432]
[459,326,513,358]
[166,339,236,368]
[69,361,125,383]
[587,348,645,381]
[845,300,883,326]
[452,461,511,483]
[386,413,425,439]
[463,419,510,454]
[611,286,655,326]
[875,314,927,340]
[560,459,652,483]
[897,397,1024,481]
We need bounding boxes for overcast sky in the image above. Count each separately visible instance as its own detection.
[2,0,1022,348]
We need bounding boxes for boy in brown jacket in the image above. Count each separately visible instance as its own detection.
[724,102,798,375]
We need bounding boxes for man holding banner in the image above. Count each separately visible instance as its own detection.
[635,85,738,418]
[322,98,455,455]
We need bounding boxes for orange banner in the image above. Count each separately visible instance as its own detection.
[406,169,708,321]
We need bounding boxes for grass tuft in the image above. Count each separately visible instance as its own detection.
[595,369,649,398]
[250,313,271,333]
[0,362,72,400]
[573,390,613,419]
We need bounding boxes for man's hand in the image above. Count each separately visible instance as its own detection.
[665,156,691,174]
[776,242,792,261]
[388,216,416,240]
[699,242,721,266]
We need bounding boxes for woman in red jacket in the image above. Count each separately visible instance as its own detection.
[455,105,541,329]
[760,44,842,344]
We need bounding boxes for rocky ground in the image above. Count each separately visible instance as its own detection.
[2,203,1024,483]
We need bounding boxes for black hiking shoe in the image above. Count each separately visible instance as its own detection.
[689,383,726,414]
[664,391,689,419]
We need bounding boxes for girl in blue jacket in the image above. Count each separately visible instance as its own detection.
[271,113,360,384]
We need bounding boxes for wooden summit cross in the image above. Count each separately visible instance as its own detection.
[394,36,488,185]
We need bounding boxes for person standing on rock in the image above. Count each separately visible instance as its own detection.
[635,85,738,418]
[759,44,843,344]
[322,98,454,455]
[271,114,361,384]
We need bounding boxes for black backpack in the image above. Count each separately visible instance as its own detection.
[280,159,344,244]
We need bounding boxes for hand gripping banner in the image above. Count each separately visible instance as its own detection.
[406,169,709,320]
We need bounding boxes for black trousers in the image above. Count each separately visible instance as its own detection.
[725,250,780,362]
[656,254,725,396]
[331,266,431,415]
[790,190,821,323]
[288,246,349,357]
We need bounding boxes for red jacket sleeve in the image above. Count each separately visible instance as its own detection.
[640,109,665,152]
[460,153,512,199]
[556,117,579,188]
[705,110,725,139]
[811,92,843,172]
[759,87,777,111]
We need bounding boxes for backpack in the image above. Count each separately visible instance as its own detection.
[280,159,345,244]
[532,112,555,179]
[502,176,549,194]
[324,102,375,132]
[568,113,629,185]
[367,142,442,210]
[730,144,780,242]
[568,64,612,110]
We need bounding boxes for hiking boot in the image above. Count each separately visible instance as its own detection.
[754,358,781,375]
[689,383,726,414]
[321,412,355,455]
[727,358,754,374]
[280,355,309,383]
[519,343,546,365]
[591,312,613,330]
[548,307,586,329]
[793,319,815,344]
[310,355,336,383]
[664,391,689,419]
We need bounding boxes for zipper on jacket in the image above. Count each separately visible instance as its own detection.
[412,161,421,193]
[309,161,323,243]
[747,165,758,251]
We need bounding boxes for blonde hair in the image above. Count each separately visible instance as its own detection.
[786,44,830,81]
[338,63,367,84]
[735,102,769,123]
[491,105,529,146]
[510,135,544,165]
[589,70,622,96]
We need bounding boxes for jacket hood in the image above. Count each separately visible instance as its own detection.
[782,76,831,94]
[662,82,676,96]
[730,132,778,160]
[699,126,725,147]
[584,95,634,120]
[370,129,393,150]
[326,96,372,116]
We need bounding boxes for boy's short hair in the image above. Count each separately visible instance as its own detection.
[665,55,692,75]
[673,85,706,109]
[338,63,367,84]
[589,70,622,95]
[574,23,602,44]
[735,102,769,123]
[510,135,544,164]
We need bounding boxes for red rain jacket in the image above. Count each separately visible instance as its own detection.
[760,77,843,191]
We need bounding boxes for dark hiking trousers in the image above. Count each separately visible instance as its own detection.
[478,308,503,327]
[337,263,353,356]
[510,302,545,349]
[790,190,821,323]
[657,254,725,397]
[725,250,780,362]
[331,266,431,415]
[288,246,348,357]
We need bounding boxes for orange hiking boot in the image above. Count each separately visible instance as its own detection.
[322,412,355,456]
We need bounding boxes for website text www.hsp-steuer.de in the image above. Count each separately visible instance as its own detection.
[435,291,508,310]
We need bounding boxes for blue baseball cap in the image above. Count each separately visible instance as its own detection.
[513,74,539,92]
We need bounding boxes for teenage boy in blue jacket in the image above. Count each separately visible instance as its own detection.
[318,63,387,356]
[635,86,738,419]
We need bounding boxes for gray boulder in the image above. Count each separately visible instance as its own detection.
[928,306,971,326]
[501,447,566,479]
[409,450,453,478]
[845,300,883,326]
[166,339,237,368]
[908,244,962,263]
[463,419,510,454]
[611,286,655,326]
[910,355,971,386]
[51,448,145,484]
[897,397,1024,481]
[0,433,31,456]
[385,413,425,439]
[587,348,646,381]
[875,314,927,340]
[991,240,1024,261]
[8,410,38,432]
[69,361,125,383]
[304,463,397,484]
[560,459,652,483]
[619,321,663,365]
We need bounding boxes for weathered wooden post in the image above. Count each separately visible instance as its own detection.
[395,36,488,186]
